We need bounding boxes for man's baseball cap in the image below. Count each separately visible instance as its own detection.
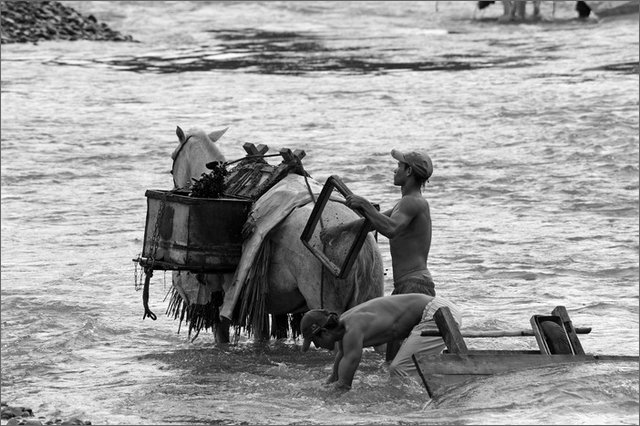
[301,309,330,352]
[391,149,433,181]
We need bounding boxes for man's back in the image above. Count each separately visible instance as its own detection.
[339,294,433,348]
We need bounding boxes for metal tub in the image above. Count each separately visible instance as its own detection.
[141,190,252,272]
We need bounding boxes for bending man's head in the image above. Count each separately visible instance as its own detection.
[300,309,339,352]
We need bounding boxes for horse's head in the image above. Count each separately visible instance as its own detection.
[171,125,228,189]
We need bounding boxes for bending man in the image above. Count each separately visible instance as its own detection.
[300,293,461,392]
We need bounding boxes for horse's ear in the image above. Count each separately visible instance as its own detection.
[176,126,185,143]
[208,127,228,143]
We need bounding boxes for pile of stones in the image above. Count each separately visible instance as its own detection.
[1,402,91,425]
[1,0,134,44]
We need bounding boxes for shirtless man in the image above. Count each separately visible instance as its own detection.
[300,294,461,392]
[347,149,434,292]
[323,149,435,360]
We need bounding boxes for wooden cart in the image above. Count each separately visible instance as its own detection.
[412,306,639,398]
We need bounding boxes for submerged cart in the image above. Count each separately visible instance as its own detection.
[412,306,640,398]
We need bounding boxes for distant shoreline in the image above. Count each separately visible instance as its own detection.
[0,0,134,45]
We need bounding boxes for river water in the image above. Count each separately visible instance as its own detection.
[1,1,638,425]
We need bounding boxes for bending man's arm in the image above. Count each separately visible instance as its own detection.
[334,330,364,390]
[326,346,343,384]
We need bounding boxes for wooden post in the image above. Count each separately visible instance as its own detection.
[433,307,468,353]
[412,354,434,398]
[552,306,585,355]
[279,147,306,163]
[293,149,306,160]
[243,142,269,156]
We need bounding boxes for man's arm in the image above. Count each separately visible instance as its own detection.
[319,202,392,245]
[334,329,364,390]
[326,344,343,384]
[346,195,418,239]
[381,207,394,217]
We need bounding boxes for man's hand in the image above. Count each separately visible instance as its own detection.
[345,194,370,211]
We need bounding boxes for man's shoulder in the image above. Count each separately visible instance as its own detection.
[398,193,429,211]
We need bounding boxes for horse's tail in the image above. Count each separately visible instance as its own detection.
[347,233,385,309]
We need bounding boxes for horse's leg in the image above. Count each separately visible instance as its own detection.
[271,314,289,340]
[514,0,526,19]
[386,340,402,362]
[290,312,304,337]
[500,1,513,21]
[205,278,231,344]
[215,315,230,343]
[215,318,230,343]
[532,0,541,19]
[252,313,271,342]
[269,312,304,340]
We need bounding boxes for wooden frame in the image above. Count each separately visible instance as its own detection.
[300,175,373,279]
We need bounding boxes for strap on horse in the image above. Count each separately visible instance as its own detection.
[142,267,157,320]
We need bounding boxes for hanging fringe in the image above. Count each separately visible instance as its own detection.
[165,287,224,340]
[234,238,271,338]
[165,238,306,341]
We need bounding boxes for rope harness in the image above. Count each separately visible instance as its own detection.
[170,134,193,189]
[299,163,327,309]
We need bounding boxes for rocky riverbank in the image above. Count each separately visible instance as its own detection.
[0,1,134,44]
[1,402,90,426]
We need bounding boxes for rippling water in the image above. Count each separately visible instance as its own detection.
[1,1,638,424]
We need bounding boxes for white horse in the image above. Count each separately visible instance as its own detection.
[170,126,385,342]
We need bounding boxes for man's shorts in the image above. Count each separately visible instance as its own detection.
[392,269,435,296]
[389,296,462,380]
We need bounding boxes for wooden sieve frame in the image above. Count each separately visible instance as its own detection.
[300,175,373,279]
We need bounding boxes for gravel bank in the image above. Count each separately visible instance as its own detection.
[1,1,134,44]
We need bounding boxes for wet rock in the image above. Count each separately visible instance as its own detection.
[6,419,43,426]
[44,419,90,425]
[1,404,90,426]
[1,405,33,419]
[58,418,89,425]
[1,1,135,44]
